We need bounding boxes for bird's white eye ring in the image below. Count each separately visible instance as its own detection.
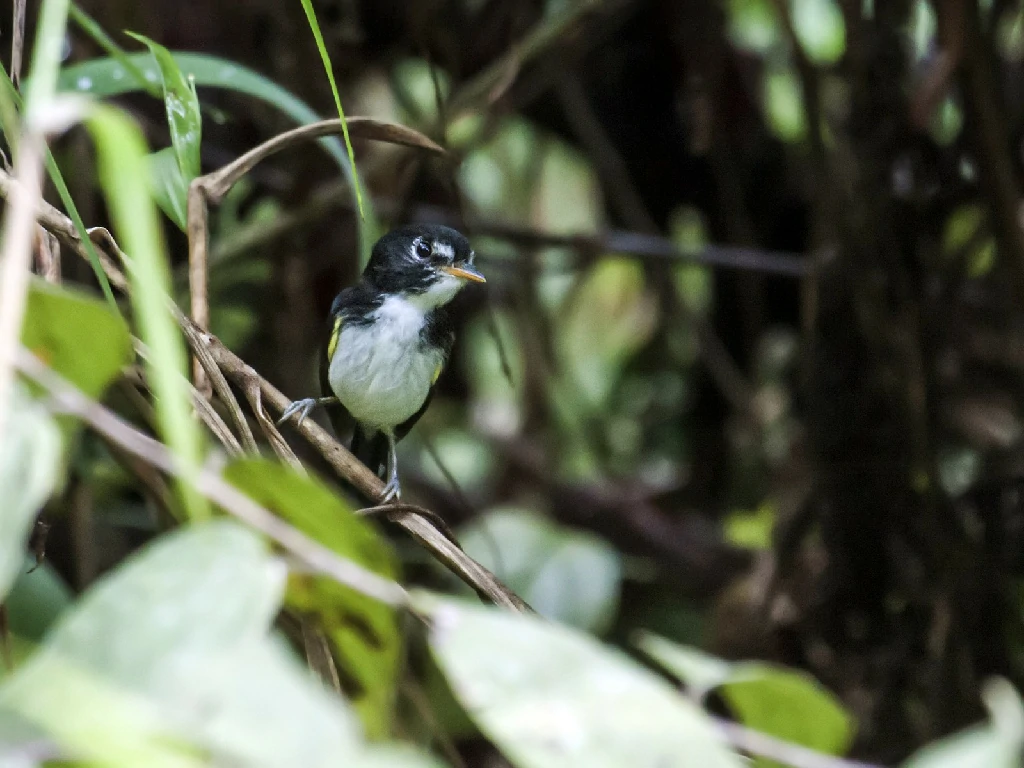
[414,240,432,259]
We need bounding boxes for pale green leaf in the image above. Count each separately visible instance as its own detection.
[420,594,742,768]
[0,385,61,603]
[457,509,621,634]
[223,459,402,740]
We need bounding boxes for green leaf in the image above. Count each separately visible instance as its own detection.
[223,459,402,740]
[721,664,853,767]
[726,0,780,55]
[299,0,365,220]
[56,51,378,260]
[902,679,1024,768]
[126,34,202,231]
[791,0,846,64]
[636,634,854,768]
[0,521,304,767]
[723,503,775,550]
[456,508,622,634]
[0,385,61,603]
[21,278,131,400]
[147,146,189,230]
[764,66,807,143]
[419,593,743,768]
[127,34,202,183]
[86,104,208,521]
[3,560,73,642]
[559,258,658,410]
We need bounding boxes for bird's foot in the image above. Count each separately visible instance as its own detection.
[277,398,318,427]
[380,477,402,504]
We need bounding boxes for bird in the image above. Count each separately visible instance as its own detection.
[278,223,485,502]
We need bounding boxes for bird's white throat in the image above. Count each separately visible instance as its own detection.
[328,295,445,432]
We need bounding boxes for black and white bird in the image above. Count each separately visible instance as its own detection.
[279,224,485,501]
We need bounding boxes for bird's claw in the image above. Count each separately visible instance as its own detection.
[277,398,317,427]
[381,477,402,504]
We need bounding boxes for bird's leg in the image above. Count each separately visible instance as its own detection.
[277,396,339,427]
[380,431,401,503]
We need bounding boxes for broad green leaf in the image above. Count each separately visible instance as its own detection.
[721,664,853,767]
[456,508,622,634]
[419,593,742,768]
[0,385,61,603]
[21,278,130,400]
[127,34,202,188]
[38,521,282,684]
[903,680,1024,768]
[223,459,401,740]
[637,634,854,768]
[87,104,208,521]
[2,656,204,768]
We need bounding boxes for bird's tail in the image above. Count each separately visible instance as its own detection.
[350,427,389,481]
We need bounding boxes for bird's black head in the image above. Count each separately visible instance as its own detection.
[363,224,485,307]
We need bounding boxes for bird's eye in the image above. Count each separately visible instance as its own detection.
[414,240,432,260]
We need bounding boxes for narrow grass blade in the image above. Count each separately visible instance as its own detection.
[86,104,209,522]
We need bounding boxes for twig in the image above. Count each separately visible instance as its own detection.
[189,322,531,612]
[33,225,61,283]
[17,346,408,607]
[0,131,45,470]
[210,185,808,278]
[11,0,26,88]
[175,310,258,452]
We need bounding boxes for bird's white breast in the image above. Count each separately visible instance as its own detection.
[327,295,444,432]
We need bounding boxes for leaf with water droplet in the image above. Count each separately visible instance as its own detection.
[126,34,202,229]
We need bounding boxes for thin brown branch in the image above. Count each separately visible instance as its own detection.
[176,311,258,453]
[17,347,408,607]
[211,186,808,277]
[185,187,211,397]
[11,0,26,88]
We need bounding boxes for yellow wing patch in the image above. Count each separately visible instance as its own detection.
[327,316,343,361]
[432,362,443,384]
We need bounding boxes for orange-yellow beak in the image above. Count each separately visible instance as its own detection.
[441,264,486,283]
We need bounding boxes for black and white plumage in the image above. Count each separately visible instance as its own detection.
[279,224,485,501]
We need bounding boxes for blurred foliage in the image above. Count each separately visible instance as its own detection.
[4,0,1024,765]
